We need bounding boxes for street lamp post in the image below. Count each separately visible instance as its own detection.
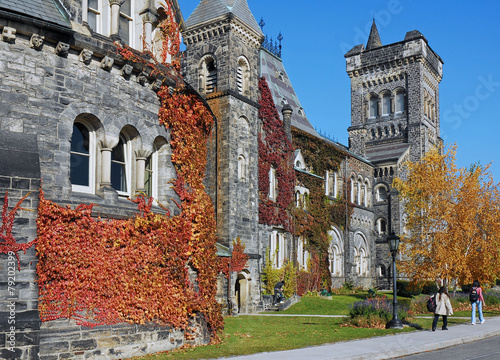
[386,231,403,329]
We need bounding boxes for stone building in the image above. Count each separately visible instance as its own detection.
[0,0,443,358]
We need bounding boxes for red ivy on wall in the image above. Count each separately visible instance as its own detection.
[218,238,249,278]
[292,127,353,287]
[258,77,295,232]
[36,0,224,341]
[0,192,36,270]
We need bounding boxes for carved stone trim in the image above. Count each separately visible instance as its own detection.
[79,49,93,64]
[101,56,114,71]
[29,34,44,50]
[121,64,133,77]
[151,79,163,92]
[55,42,70,57]
[1,27,16,43]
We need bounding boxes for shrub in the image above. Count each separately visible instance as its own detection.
[484,291,500,306]
[347,296,412,328]
[397,280,422,298]
[422,281,438,295]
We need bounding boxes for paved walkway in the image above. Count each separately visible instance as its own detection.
[218,316,500,360]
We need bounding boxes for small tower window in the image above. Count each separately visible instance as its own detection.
[395,91,405,113]
[87,0,101,32]
[382,93,391,115]
[369,96,378,118]
[236,56,250,95]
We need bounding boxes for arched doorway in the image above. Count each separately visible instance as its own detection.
[235,271,250,313]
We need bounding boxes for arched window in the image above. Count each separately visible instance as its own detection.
[238,154,246,182]
[395,90,405,113]
[111,134,130,195]
[350,176,355,203]
[236,57,250,95]
[382,92,391,116]
[297,236,309,270]
[199,55,217,94]
[354,247,360,275]
[369,96,378,118]
[378,264,387,277]
[70,122,95,193]
[145,138,165,199]
[360,248,368,275]
[376,186,387,202]
[377,218,387,235]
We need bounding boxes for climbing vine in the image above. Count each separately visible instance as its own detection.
[0,192,36,270]
[292,127,353,288]
[218,237,249,278]
[258,77,295,232]
[36,0,224,341]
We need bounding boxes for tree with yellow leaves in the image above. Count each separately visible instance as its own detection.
[393,145,500,287]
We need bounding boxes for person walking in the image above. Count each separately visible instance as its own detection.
[432,286,453,331]
[470,280,485,325]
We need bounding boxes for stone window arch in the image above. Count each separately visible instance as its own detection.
[375,184,388,202]
[377,218,387,235]
[354,232,369,276]
[144,136,167,200]
[328,228,343,276]
[236,56,250,95]
[70,114,104,194]
[71,122,95,193]
[111,125,141,196]
[199,54,217,94]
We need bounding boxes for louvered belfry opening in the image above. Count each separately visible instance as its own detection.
[206,61,217,93]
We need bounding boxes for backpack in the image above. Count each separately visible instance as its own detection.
[470,287,479,302]
[426,294,437,312]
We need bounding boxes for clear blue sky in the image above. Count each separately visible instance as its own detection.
[179,1,500,182]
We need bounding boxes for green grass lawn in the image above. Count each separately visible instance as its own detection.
[134,294,500,360]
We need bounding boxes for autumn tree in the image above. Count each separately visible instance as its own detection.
[393,145,500,287]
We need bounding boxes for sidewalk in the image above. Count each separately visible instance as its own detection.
[219,316,500,360]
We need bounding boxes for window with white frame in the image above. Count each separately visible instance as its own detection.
[269,166,277,201]
[269,231,285,269]
[70,122,96,193]
[354,247,360,275]
[350,177,355,203]
[144,146,159,199]
[357,179,362,205]
[87,0,101,32]
[297,236,309,271]
[325,171,338,198]
[111,134,130,195]
[119,0,133,46]
[360,248,368,275]
[329,244,342,276]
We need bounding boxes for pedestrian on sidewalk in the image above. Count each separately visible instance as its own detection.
[432,286,453,331]
[470,280,485,325]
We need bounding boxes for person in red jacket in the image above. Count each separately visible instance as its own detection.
[471,280,485,325]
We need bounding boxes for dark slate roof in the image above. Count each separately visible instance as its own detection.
[366,19,382,50]
[364,142,410,164]
[185,0,262,34]
[0,0,71,28]
[259,48,319,137]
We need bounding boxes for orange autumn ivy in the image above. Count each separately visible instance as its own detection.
[0,192,36,270]
[218,238,249,278]
[36,0,224,341]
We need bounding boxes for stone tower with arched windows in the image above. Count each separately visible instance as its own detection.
[345,21,444,287]
[182,0,265,312]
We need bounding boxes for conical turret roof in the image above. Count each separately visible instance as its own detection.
[366,19,382,50]
[185,0,262,35]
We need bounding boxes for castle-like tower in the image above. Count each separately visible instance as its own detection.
[345,21,443,284]
[182,0,265,312]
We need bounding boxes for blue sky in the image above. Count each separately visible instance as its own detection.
[179,1,500,181]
